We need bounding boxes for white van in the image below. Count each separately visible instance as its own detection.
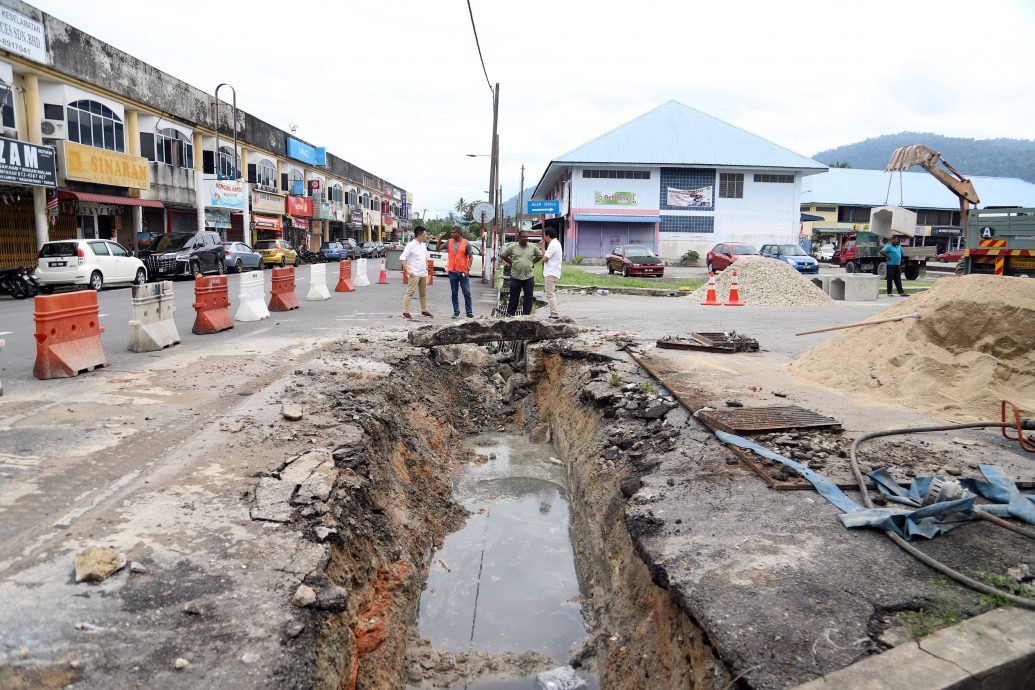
[37,239,148,291]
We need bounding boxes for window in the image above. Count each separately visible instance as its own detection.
[719,173,744,199]
[916,209,959,226]
[329,184,344,203]
[360,191,370,209]
[155,128,194,168]
[816,206,836,212]
[218,145,239,179]
[255,159,277,188]
[837,206,871,223]
[66,100,124,151]
[108,242,130,257]
[348,189,358,206]
[0,84,13,129]
[583,169,650,179]
[89,241,110,256]
[753,173,794,183]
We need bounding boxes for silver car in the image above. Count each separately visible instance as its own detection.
[222,242,263,272]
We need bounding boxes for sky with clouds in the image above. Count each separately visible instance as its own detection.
[33,0,1035,217]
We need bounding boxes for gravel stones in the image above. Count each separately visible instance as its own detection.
[690,256,834,306]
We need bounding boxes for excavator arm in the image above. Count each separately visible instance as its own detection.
[886,144,979,235]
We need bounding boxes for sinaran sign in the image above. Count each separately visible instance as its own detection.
[63,141,149,189]
[0,7,47,64]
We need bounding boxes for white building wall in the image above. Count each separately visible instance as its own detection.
[571,166,660,212]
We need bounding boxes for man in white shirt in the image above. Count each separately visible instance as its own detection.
[400,227,433,319]
[542,227,563,319]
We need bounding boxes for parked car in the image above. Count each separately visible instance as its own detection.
[705,242,759,272]
[814,243,836,261]
[254,239,299,268]
[936,248,965,263]
[37,239,147,291]
[427,239,484,276]
[141,231,226,278]
[760,243,820,274]
[605,245,665,277]
[222,242,263,273]
[320,241,348,262]
[360,241,382,258]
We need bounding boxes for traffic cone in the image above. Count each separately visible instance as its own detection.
[378,258,389,284]
[725,270,745,306]
[700,272,722,306]
[402,263,409,285]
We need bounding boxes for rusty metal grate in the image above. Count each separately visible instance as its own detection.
[656,332,759,353]
[696,405,841,434]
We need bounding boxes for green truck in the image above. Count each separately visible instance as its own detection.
[964,208,1035,277]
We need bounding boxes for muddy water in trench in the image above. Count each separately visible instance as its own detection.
[410,434,598,689]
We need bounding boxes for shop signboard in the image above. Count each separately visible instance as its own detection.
[286,195,313,217]
[205,209,232,229]
[665,186,712,208]
[382,214,395,226]
[205,179,246,210]
[251,190,285,214]
[63,141,149,189]
[252,214,282,232]
[285,137,326,166]
[526,199,560,215]
[931,226,962,237]
[0,134,56,187]
[0,7,47,65]
[594,191,638,206]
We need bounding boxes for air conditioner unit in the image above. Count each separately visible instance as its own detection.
[40,119,67,139]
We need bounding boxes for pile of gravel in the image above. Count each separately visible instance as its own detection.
[690,256,834,306]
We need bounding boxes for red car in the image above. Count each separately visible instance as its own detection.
[936,248,964,263]
[606,245,664,277]
[706,242,759,272]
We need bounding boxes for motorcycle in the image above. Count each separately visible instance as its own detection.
[298,247,324,264]
[0,266,40,299]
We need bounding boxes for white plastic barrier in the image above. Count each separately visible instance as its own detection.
[306,263,331,301]
[235,271,270,321]
[353,258,370,287]
[0,337,5,396]
[128,281,181,352]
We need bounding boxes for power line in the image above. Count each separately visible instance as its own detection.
[466,0,493,92]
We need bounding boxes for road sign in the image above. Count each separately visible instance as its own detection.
[472,201,495,223]
[526,199,560,215]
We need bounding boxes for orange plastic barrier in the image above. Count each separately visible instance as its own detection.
[192,275,234,334]
[269,266,299,311]
[335,260,355,293]
[426,260,434,285]
[33,290,107,379]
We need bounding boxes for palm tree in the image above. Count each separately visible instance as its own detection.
[454,197,468,215]
[830,161,851,168]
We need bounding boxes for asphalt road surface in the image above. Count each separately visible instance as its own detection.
[0,264,497,391]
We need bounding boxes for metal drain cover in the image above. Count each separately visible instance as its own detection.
[697,405,841,434]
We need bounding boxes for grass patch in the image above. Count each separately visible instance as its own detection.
[636,382,659,395]
[895,600,963,638]
[608,373,621,387]
[974,570,1035,608]
[534,264,701,290]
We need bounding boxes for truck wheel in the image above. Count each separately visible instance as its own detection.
[954,258,966,277]
[876,262,887,279]
[904,265,920,281]
[844,261,856,274]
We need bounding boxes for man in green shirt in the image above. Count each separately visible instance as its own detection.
[500,230,543,315]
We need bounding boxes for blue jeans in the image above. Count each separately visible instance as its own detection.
[449,271,473,315]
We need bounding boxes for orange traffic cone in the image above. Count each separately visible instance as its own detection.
[725,270,745,306]
[378,258,389,284]
[700,272,722,306]
[402,263,409,285]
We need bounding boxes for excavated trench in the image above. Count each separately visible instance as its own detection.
[299,339,731,690]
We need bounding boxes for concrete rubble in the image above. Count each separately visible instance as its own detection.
[407,316,579,347]
[73,546,126,583]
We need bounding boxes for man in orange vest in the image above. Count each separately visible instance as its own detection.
[447,225,475,318]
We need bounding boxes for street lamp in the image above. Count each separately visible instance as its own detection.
[465,154,491,158]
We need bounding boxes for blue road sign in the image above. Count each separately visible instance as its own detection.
[526,199,561,215]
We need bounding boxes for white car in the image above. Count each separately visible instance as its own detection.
[37,239,148,292]
[814,243,835,261]
[427,239,484,276]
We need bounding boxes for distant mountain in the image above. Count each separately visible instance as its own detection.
[813,133,1035,184]
[502,186,538,217]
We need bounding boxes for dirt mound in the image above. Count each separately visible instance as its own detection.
[790,275,1035,421]
[690,256,834,306]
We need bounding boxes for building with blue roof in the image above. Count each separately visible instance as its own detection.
[800,168,1035,253]
[531,101,826,260]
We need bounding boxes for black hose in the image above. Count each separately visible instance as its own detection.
[850,422,1035,610]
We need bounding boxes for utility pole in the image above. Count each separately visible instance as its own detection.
[488,83,499,207]
[516,165,525,230]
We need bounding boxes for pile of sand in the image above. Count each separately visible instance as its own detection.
[790,275,1035,422]
[690,256,834,306]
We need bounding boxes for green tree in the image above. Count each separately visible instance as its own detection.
[830,161,851,168]
[454,197,468,216]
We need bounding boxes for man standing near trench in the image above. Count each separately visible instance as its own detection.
[542,227,563,319]
[879,235,908,297]
[500,230,543,316]
[447,225,474,319]
[400,226,433,319]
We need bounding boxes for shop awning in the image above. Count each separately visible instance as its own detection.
[59,191,164,208]
[572,214,659,223]
[800,213,825,222]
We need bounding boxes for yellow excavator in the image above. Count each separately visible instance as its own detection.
[886,145,979,276]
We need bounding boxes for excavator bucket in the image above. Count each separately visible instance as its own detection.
[886,144,941,172]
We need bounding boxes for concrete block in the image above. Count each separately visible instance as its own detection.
[127,281,181,352]
[870,205,918,238]
[829,275,879,301]
[811,274,836,295]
